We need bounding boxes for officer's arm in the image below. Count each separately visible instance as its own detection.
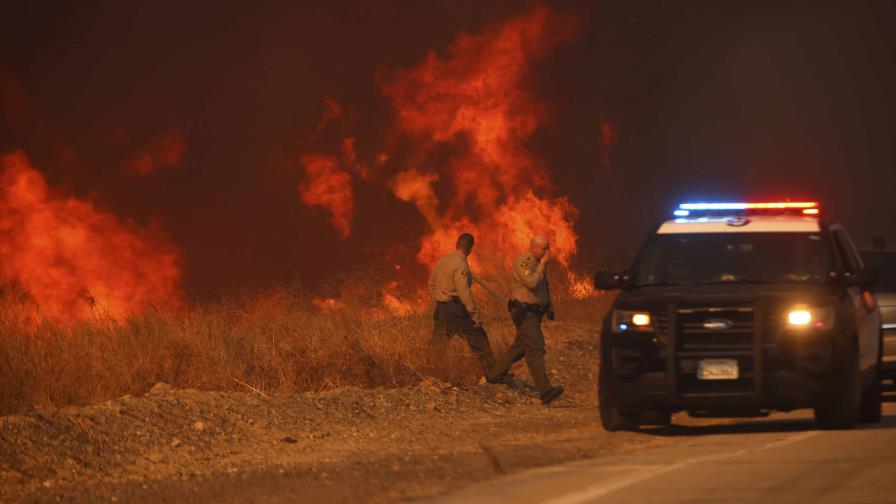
[453,267,478,317]
[545,270,554,305]
[545,272,555,320]
[471,273,504,301]
[513,260,545,290]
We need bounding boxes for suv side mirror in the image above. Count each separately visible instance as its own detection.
[845,267,878,288]
[594,270,628,291]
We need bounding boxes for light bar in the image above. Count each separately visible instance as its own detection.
[675,201,820,218]
[679,201,818,211]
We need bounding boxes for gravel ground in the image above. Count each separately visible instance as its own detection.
[0,323,683,503]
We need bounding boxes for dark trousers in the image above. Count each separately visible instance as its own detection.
[487,312,551,392]
[431,301,496,376]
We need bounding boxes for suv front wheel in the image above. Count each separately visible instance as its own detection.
[814,342,860,429]
[598,348,640,432]
[859,330,884,423]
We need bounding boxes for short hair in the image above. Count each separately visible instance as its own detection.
[456,233,475,251]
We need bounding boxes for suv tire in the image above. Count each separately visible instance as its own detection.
[859,331,884,423]
[641,409,672,427]
[814,342,860,430]
[598,357,640,432]
[860,378,883,423]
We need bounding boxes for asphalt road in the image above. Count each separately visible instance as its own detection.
[432,391,896,504]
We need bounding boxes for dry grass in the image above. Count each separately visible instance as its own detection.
[0,277,615,416]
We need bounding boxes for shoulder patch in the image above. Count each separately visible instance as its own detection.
[519,262,531,275]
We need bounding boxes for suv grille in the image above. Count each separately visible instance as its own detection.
[669,306,770,398]
[677,307,754,353]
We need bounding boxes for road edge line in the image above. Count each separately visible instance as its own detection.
[541,430,820,504]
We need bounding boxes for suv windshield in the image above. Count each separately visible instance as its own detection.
[634,232,831,286]
[860,251,896,292]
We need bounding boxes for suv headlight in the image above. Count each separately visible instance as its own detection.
[786,306,834,330]
[613,310,652,332]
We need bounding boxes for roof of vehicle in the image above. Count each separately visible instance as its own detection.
[657,215,821,234]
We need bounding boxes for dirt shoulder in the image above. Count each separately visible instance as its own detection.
[0,323,675,503]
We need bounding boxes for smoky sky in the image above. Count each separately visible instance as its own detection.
[2,0,894,296]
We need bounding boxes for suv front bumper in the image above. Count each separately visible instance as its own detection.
[606,369,841,411]
[603,307,844,412]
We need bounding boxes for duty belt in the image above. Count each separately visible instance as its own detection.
[511,300,547,313]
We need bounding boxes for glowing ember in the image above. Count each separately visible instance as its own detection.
[567,271,597,299]
[381,281,419,316]
[299,153,354,239]
[311,297,345,311]
[0,150,182,320]
[382,292,414,316]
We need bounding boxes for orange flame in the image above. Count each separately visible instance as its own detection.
[381,280,422,316]
[0,150,182,320]
[311,297,345,311]
[567,271,597,299]
[378,5,584,281]
[299,153,353,239]
[299,5,595,308]
[389,169,440,230]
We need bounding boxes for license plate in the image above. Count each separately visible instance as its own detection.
[697,359,739,380]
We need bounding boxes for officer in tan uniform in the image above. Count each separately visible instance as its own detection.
[428,233,497,377]
[487,234,564,404]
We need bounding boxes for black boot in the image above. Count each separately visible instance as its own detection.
[540,385,564,405]
[486,372,517,385]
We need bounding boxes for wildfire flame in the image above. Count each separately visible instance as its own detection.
[382,280,416,316]
[389,169,440,230]
[311,297,344,311]
[299,5,596,307]
[298,153,354,239]
[378,6,583,275]
[0,150,182,320]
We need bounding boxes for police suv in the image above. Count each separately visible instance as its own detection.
[595,202,883,431]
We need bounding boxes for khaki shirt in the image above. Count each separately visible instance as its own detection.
[511,252,551,305]
[428,251,477,316]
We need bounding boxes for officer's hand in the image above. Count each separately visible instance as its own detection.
[540,250,552,265]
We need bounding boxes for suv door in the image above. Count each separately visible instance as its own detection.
[831,225,881,374]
